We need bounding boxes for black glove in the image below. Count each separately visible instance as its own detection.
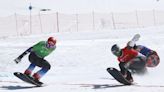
[14,56,22,64]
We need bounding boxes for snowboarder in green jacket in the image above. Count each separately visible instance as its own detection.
[14,37,56,82]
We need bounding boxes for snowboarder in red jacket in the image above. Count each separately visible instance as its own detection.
[111,34,146,82]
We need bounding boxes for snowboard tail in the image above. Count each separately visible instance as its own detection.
[107,67,132,85]
[14,72,43,87]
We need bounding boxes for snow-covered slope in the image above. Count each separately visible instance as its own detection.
[0,26,164,92]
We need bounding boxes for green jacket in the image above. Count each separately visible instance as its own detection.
[32,41,56,58]
[18,41,56,59]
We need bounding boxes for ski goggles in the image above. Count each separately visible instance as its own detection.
[46,41,55,48]
[112,50,121,57]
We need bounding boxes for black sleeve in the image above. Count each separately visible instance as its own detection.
[18,47,33,59]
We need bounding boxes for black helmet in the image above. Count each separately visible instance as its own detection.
[111,44,121,56]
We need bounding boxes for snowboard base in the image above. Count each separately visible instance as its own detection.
[14,72,43,87]
[107,67,133,85]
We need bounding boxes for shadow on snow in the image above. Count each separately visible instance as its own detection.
[1,85,38,90]
[65,83,127,89]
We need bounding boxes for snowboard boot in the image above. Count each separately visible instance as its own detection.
[126,71,133,82]
[33,73,41,83]
[24,70,32,77]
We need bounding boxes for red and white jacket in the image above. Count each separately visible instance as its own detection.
[117,46,145,63]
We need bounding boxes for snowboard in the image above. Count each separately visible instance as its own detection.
[107,67,133,85]
[14,72,43,87]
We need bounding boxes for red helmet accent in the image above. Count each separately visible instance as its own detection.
[47,37,56,45]
[146,54,160,67]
